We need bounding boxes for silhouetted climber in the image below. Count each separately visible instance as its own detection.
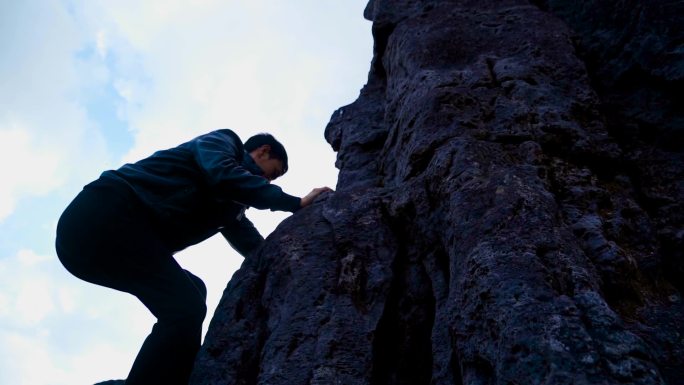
[55,129,331,385]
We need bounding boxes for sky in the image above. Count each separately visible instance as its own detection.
[0,1,372,384]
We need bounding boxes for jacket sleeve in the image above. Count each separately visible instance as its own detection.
[191,130,301,212]
[220,216,265,257]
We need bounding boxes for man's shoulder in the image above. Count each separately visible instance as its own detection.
[188,129,245,154]
[205,128,243,145]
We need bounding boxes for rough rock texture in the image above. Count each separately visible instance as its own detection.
[191,1,683,384]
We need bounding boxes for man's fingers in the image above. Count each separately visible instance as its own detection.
[300,187,334,208]
[313,187,333,197]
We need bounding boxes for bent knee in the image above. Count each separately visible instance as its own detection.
[181,299,207,325]
[161,300,207,333]
[184,270,207,300]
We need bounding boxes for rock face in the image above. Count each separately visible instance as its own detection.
[191,1,683,384]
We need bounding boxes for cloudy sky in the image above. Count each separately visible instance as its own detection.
[0,1,372,383]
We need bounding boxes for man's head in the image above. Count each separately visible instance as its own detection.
[244,133,288,182]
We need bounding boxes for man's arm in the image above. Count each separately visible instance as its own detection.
[220,216,265,258]
[191,130,301,212]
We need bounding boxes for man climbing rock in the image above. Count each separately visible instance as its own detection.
[55,129,331,384]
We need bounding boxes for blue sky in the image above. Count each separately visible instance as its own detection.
[0,1,372,383]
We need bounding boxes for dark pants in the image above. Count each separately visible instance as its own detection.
[55,181,207,385]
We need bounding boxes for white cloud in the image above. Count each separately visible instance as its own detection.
[15,277,56,325]
[80,0,372,166]
[0,127,63,222]
[0,249,57,325]
[57,286,78,314]
[1,332,63,385]
[0,248,152,384]
[96,29,108,59]
[17,249,53,266]
[0,0,113,221]
[1,330,134,385]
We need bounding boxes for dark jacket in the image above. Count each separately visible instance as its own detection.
[97,129,300,255]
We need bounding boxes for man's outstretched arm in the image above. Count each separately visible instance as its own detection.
[221,188,333,257]
[191,130,301,212]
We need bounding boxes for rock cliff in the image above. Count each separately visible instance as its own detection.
[191,1,683,384]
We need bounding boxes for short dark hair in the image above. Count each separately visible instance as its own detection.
[244,133,289,173]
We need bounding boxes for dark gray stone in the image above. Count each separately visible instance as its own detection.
[191,1,683,384]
